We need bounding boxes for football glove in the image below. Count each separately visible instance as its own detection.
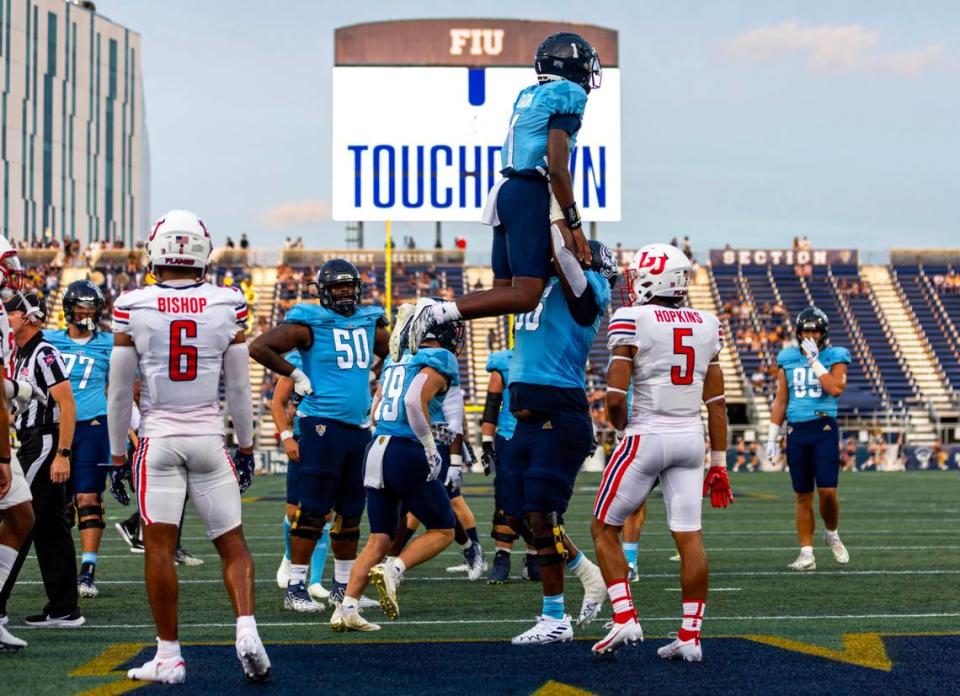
[431,423,457,446]
[109,462,132,506]
[765,438,780,464]
[444,462,463,495]
[289,367,313,399]
[702,466,734,508]
[801,338,820,365]
[462,440,477,468]
[481,438,497,476]
[425,448,443,482]
[234,448,255,493]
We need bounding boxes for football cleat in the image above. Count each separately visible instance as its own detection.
[175,548,204,567]
[522,553,541,582]
[369,562,400,620]
[236,633,271,682]
[388,302,417,361]
[445,563,469,573]
[115,519,138,549]
[24,609,85,627]
[592,619,644,655]
[77,571,99,598]
[657,634,702,662]
[511,614,573,645]
[627,562,638,583]
[788,553,816,571]
[284,582,325,612]
[488,551,511,585]
[308,582,330,602]
[576,560,607,626]
[669,553,681,562]
[276,557,291,589]
[328,580,346,606]
[464,542,485,582]
[331,606,381,633]
[825,533,850,564]
[130,537,145,553]
[128,655,187,684]
[359,595,380,610]
[0,624,27,650]
[404,298,442,356]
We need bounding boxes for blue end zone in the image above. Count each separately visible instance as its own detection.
[123,636,960,694]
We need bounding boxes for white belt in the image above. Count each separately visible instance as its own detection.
[363,434,390,489]
[481,176,508,227]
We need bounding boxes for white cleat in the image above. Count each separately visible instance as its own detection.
[657,635,702,662]
[388,302,417,361]
[576,559,607,626]
[236,633,271,682]
[284,583,325,612]
[359,595,380,610]
[511,614,574,645]
[127,655,187,684]
[669,553,681,562]
[787,553,816,571]
[369,562,400,619]
[592,619,644,655]
[446,563,469,573]
[276,557,291,589]
[331,606,381,632]
[403,298,439,357]
[0,624,27,650]
[825,534,850,564]
[308,582,330,602]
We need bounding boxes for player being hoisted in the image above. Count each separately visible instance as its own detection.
[591,243,733,660]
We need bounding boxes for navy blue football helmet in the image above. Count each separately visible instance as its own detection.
[315,259,362,315]
[795,306,829,348]
[535,32,602,92]
[588,240,619,289]
[63,279,104,331]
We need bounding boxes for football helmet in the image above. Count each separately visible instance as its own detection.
[795,306,829,348]
[535,32,602,92]
[588,240,618,289]
[0,235,23,291]
[146,210,212,276]
[316,259,362,315]
[62,279,105,332]
[625,243,691,306]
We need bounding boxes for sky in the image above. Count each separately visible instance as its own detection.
[99,1,958,258]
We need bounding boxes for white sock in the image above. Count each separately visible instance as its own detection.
[0,544,17,588]
[800,545,814,557]
[572,554,598,582]
[342,595,359,613]
[334,559,353,585]
[236,615,257,640]
[825,529,840,544]
[288,563,308,585]
[429,301,461,323]
[392,557,407,578]
[157,638,181,659]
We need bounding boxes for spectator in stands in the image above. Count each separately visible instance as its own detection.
[240,233,249,250]
[746,441,760,471]
[487,328,497,352]
[226,236,235,249]
[792,236,800,250]
[732,437,747,472]
[841,436,858,472]
[294,237,304,249]
[799,235,812,250]
[932,438,949,470]
[682,236,692,260]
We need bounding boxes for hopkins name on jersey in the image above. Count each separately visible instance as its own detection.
[112,281,247,438]
[608,305,723,435]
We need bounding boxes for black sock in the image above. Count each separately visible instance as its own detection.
[466,527,479,545]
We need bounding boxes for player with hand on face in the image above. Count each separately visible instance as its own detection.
[250,260,389,614]
[108,210,268,683]
[390,32,603,361]
[591,243,732,660]
[767,307,850,571]
[334,312,464,632]
[46,281,114,599]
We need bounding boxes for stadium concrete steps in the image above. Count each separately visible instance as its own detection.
[251,267,278,448]
[863,265,955,439]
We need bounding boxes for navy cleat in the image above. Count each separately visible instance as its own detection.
[523,552,542,582]
[464,542,485,581]
[328,580,346,606]
[487,550,511,585]
[627,562,638,583]
[284,582,324,613]
[77,565,98,599]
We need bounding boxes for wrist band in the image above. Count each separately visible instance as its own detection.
[811,360,828,377]
[562,203,582,231]
[710,451,727,468]
[0,456,10,464]
[482,435,494,443]
[450,454,463,468]
[280,430,294,441]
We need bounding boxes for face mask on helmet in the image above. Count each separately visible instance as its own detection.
[321,280,360,315]
[588,241,619,289]
[624,245,691,307]
[0,250,23,291]
[425,321,465,355]
[535,32,602,92]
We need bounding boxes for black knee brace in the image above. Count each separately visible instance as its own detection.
[532,536,566,567]
[77,504,105,531]
[290,508,327,540]
[508,516,534,546]
[329,513,361,541]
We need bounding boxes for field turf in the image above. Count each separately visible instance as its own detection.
[2,470,958,694]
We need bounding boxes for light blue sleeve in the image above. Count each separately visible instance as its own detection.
[283,304,315,326]
[776,348,790,369]
[828,346,852,365]
[421,349,460,386]
[587,271,611,313]
[286,351,303,371]
[542,80,588,117]
[486,351,505,374]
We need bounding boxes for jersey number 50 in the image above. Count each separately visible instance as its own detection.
[333,328,371,370]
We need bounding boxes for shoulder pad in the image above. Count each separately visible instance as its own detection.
[586,270,611,311]
[416,348,460,385]
[540,79,588,115]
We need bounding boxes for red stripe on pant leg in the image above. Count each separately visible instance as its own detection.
[223,445,238,481]
[593,436,638,519]
[598,436,641,522]
[138,438,152,525]
[593,437,631,513]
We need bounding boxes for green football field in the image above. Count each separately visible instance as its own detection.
[2,470,959,694]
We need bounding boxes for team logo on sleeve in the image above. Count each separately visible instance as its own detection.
[42,353,57,367]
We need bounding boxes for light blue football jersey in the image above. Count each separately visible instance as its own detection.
[374,348,460,441]
[512,272,611,391]
[778,345,852,423]
[287,350,303,437]
[46,329,113,421]
[501,80,588,176]
[285,303,385,426]
[485,349,516,439]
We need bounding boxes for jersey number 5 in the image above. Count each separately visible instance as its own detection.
[671,328,695,385]
[169,319,198,381]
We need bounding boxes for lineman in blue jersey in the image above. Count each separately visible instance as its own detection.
[482,349,539,585]
[46,280,114,598]
[250,260,389,614]
[391,33,604,362]
[335,315,464,632]
[506,239,618,645]
[270,350,333,603]
[767,307,852,571]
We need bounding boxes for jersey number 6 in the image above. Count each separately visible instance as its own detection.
[169,319,198,382]
[671,327,695,385]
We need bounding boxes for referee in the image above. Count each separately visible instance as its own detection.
[0,292,83,627]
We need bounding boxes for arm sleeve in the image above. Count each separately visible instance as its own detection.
[223,342,254,449]
[442,385,464,435]
[607,308,641,351]
[482,386,503,426]
[107,346,138,456]
[403,372,437,452]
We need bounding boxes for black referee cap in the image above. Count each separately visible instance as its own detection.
[3,291,46,321]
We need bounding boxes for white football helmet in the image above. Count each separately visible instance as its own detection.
[0,235,23,291]
[146,209,212,275]
[626,243,691,306]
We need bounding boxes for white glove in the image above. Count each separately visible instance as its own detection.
[766,423,781,463]
[444,462,463,493]
[425,448,443,482]
[801,338,820,365]
[289,368,313,398]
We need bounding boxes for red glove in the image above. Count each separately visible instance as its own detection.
[703,466,734,508]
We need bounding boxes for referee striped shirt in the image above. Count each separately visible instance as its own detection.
[13,330,69,433]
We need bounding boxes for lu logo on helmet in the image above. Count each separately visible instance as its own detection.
[636,252,669,275]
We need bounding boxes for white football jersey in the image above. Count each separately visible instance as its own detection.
[0,305,13,380]
[607,304,723,435]
[112,281,247,438]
